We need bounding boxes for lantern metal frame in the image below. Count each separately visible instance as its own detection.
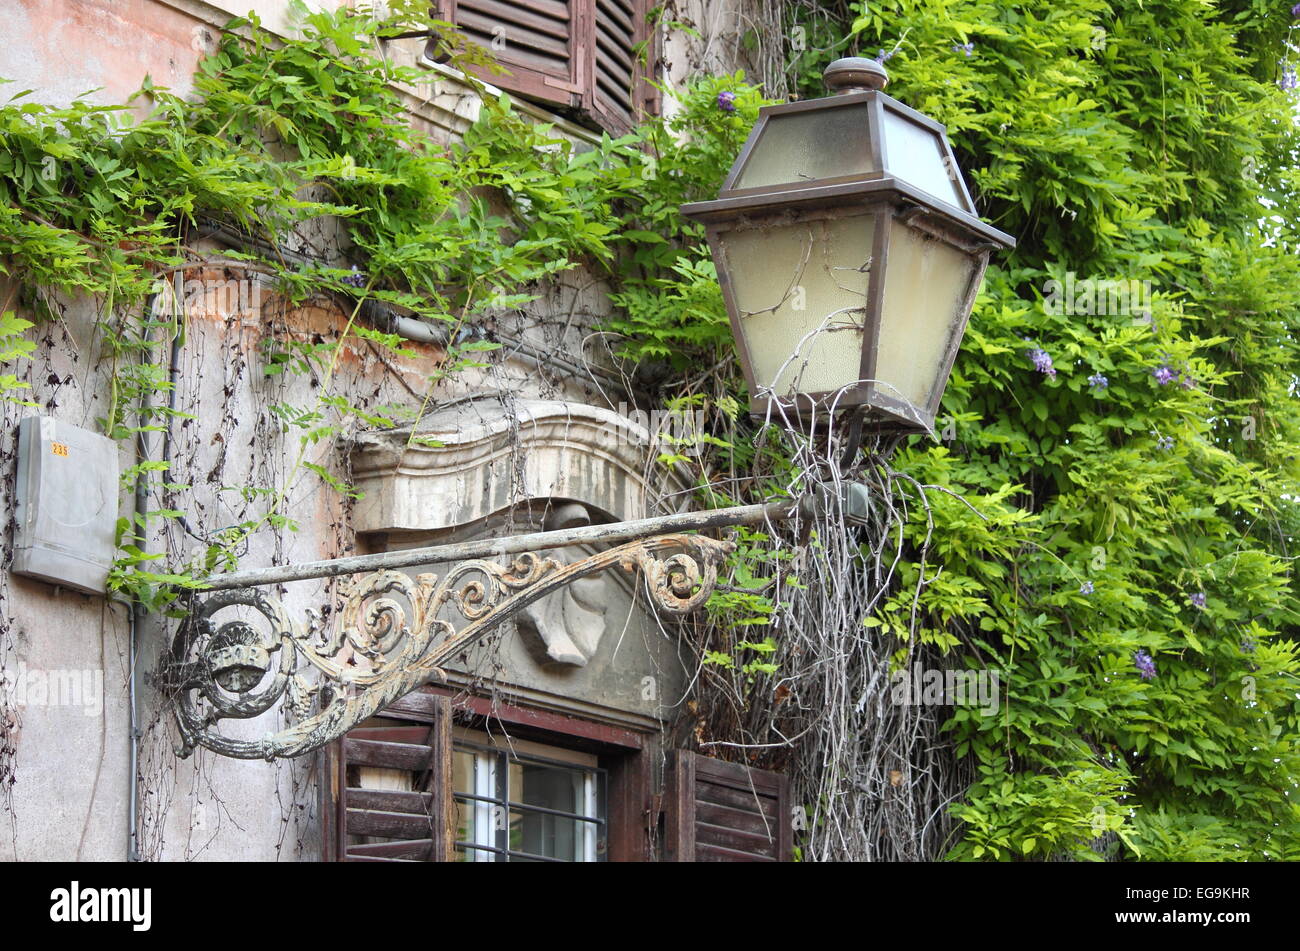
[682,63,1015,435]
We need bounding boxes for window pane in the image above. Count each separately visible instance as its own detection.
[510,760,595,860]
[452,749,475,797]
[450,734,604,862]
[512,760,584,814]
[511,809,585,861]
[453,793,474,863]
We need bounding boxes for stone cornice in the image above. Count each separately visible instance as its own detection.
[350,398,689,534]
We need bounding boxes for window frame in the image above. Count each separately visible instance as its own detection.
[452,732,608,862]
[324,685,655,862]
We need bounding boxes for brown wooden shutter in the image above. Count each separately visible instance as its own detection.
[431,0,657,132]
[330,695,455,862]
[585,0,653,133]
[432,0,584,109]
[664,750,792,862]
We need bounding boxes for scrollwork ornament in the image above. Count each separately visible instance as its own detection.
[638,547,718,614]
[158,534,735,760]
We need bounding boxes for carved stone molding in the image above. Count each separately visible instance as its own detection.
[350,398,687,534]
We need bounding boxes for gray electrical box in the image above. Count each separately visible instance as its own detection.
[12,416,119,595]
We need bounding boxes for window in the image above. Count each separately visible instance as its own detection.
[428,0,658,133]
[326,690,792,862]
[453,728,606,861]
[328,689,640,862]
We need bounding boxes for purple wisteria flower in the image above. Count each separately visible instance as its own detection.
[876,48,896,64]
[1156,435,1175,451]
[1190,592,1207,609]
[1293,3,1300,18]
[1282,65,1299,92]
[1080,580,1095,595]
[342,265,366,288]
[1087,372,1109,390]
[1153,364,1178,386]
[1241,637,1257,654]
[1133,650,1157,680]
[1029,347,1056,379]
[953,41,975,58]
[717,90,737,112]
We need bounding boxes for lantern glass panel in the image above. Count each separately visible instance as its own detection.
[880,109,966,211]
[875,219,980,411]
[720,214,875,400]
[730,102,877,191]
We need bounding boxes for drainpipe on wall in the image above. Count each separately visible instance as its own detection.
[125,292,164,862]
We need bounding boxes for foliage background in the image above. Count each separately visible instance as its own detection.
[665,0,1300,860]
[600,0,1300,861]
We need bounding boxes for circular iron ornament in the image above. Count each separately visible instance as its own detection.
[205,621,271,694]
[162,587,298,758]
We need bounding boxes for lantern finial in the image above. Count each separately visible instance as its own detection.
[824,57,888,95]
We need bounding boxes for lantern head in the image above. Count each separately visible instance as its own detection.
[682,57,1015,433]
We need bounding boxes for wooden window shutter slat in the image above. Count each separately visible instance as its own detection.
[431,0,582,108]
[585,0,656,134]
[333,695,454,862]
[664,751,792,862]
[596,0,633,35]
[430,1,657,133]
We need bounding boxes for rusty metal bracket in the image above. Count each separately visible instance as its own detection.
[152,489,879,762]
[155,532,739,760]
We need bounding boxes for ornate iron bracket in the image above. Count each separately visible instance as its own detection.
[155,533,735,760]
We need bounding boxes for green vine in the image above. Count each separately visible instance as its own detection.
[0,3,758,614]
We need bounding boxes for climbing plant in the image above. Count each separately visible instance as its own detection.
[0,2,701,607]
[551,0,1300,861]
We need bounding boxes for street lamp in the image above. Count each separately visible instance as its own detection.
[682,57,1015,435]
